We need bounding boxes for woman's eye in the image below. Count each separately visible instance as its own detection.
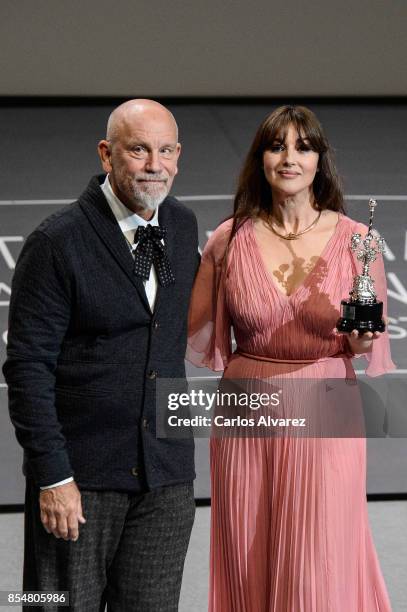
[270,144,284,152]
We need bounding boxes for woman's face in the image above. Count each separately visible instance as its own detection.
[262,123,319,198]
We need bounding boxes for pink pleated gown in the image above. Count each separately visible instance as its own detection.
[187,215,395,612]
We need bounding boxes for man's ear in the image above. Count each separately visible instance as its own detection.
[174,143,181,175]
[97,140,113,173]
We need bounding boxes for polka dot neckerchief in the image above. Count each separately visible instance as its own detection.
[133,224,175,287]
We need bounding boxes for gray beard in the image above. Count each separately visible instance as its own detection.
[130,180,169,212]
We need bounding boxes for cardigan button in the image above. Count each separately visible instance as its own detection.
[153,320,159,330]
[147,370,157,379]
[131,467,139,477]
[142,418,149,429]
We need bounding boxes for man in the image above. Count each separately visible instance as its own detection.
[3,99,200,611]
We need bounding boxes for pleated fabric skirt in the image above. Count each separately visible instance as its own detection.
[208,355,392,612]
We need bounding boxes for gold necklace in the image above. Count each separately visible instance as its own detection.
[268,210,322,240]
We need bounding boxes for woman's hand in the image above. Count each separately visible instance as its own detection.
[333,328,382,355]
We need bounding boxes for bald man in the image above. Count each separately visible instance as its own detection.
[4,100,200,611]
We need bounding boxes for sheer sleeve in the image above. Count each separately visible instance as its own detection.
[186,219,233,371]
[352,222,396,377]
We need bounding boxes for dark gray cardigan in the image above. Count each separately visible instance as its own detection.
[3,175,200,492]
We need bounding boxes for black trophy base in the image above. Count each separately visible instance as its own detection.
[336,299,385,333]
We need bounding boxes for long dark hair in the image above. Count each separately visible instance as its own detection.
[228,105,345,244]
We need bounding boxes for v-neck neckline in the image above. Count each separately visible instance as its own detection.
[250,213,343,300]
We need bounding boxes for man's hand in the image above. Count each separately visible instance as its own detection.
[39,481,86,541]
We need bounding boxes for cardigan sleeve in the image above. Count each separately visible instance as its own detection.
[2,231,74,486]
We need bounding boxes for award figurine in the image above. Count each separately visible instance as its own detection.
[337,199,386,333]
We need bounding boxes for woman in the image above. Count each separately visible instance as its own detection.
[187,105,394,611]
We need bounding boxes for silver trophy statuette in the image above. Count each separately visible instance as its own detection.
[336,199,386,333]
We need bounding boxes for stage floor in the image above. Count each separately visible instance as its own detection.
[0,502,406,611]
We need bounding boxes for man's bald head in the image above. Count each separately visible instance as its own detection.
[98,98,181,218]
[106,99,178,144]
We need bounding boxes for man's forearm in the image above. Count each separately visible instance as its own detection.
[3,231,74,487]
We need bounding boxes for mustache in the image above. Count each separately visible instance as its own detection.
[134,174,168,182]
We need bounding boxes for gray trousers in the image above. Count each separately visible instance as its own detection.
[23,480,195,612]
